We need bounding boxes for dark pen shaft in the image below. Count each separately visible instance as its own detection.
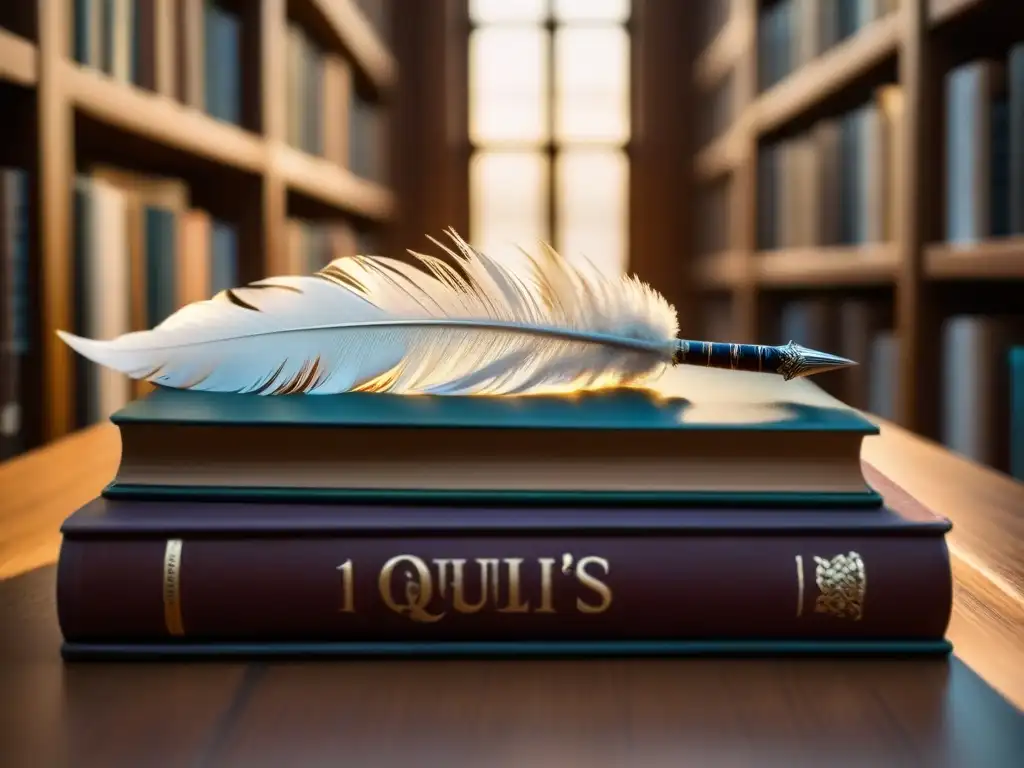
[670,339,855,381]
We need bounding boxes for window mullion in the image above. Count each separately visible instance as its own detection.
[545,13,558,248]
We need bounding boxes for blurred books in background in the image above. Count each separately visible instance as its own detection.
[694,0,1024,484]
[69,169,239,428]
[0,168,29,461]
[69,0,387,183]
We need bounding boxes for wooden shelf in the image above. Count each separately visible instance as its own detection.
[693,15,749,91]
[694,124,747,182]
[930,0,987,26]
[755,245,899,288]
[748,12,901,135]
[66,64,394,220]
[694,250,747,289]
[0,28,37,87]
[273,144,394,221]
[66,64,268,174]
[310,0,396,97]
[926,238,1024,279]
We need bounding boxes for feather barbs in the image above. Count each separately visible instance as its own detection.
[56,229,680,396]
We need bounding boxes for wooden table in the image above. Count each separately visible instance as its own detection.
[2,421,1024,766]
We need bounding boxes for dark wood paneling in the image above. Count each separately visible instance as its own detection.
[387,0,468,259]
[629,0,695,331]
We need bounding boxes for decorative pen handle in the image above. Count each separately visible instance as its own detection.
[671,339,855,380]
[672,340,780,374]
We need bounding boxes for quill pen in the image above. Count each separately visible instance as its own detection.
[56,229,854,396]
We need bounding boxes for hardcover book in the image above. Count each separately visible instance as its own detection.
[101,366,882,507]
[57,495,952,659]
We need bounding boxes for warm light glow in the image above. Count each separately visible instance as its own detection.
[553,0,630,22]
[469,3,632,280]
[554,26,630,143]
[469,28,549,144]
[556,149,628,277]
[469,0,547,23]
[470,152,549,264]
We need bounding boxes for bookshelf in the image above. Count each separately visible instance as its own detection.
[690,0,1024,480]
[0,0,397,459]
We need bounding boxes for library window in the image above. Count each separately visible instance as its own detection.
[468,0,631,277]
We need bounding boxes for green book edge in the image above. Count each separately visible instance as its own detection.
[62,639,953,661]
[101,482,886,509]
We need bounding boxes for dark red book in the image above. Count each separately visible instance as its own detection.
[56,497,954,658]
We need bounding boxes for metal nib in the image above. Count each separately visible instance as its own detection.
[777,341,857,381]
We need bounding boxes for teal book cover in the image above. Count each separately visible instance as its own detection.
[110,365,879,436]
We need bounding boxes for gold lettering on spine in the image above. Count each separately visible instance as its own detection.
[795,555,804,617]
[434,559,452,599]
[337,559,355,613]
[450,561,497,614]
[163,539,184,636]
[575,556,612,614]
[378,555,446,623]
[498,558,531,613]
[537,557,557,613]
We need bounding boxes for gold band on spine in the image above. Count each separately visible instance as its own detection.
[163,539,185,636]
[795,555,804,617]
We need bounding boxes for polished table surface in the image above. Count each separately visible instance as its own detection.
[2,419,1024,766]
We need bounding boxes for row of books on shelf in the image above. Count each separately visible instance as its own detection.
[73,0,244,124]
[286,218,368,278]
[286,20,386,181]
[0,162,381,463]
[758,0,897,93]
[946,48,1024,243]
[71,168,239,430]
[0,168,28,462]
[749,46,1024,251]
[68,168,371,434]
[756,85,902,249]
[71,0,387,183]
[700,297,1024,481]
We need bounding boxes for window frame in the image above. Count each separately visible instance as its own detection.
[466,1,634,269]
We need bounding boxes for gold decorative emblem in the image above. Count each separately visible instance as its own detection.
[812,551,865,621]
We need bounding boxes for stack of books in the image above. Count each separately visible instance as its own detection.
[56,366,953,659]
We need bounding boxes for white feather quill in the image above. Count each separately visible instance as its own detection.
[56,230,683,396]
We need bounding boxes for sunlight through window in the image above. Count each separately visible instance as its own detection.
[468,0,631,277]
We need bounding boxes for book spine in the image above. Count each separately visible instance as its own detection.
[945,61,1006,244]
[203,2,241,125]
[177,209,212,304]
[72,177,93,428]
[73,0,93,65]
[210,219,238,293]
[819,0,839,52]
[837,300,885,409]
[814,119,841,245]
[1010,347,1024,481]
[153,0,177,97]
[286,23,306,149]
[56,532,952,643]
[1010,45,1024,234]
[867,330,899,420]
[940,315,1009,469]
[0,169,28,460]
[144,206,177,325]
[90,180,133,420]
